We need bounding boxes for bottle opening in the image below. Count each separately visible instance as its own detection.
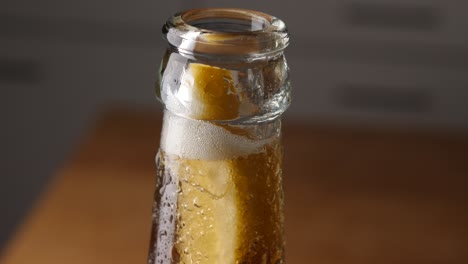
[164,8,289,58]
[182,9,270,33]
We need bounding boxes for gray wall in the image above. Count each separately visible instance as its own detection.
[2,0,468,249]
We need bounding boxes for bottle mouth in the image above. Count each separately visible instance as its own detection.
[182,9,270,33]
[163,8,289,58]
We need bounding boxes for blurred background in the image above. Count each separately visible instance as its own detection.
[2,0,468,251]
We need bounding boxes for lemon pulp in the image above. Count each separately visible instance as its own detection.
[182,63,240,121]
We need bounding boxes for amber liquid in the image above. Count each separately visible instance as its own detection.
[148,139,285,264]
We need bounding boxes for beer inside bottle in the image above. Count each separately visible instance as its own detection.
[148,8,291,264]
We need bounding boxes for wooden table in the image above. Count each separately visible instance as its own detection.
[2,108,468,264]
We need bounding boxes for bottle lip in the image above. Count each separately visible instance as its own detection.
[163,8,289,59]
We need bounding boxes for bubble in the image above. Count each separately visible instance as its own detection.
[193,197,201,208]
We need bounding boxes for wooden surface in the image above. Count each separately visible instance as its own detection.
[2,108,468,264]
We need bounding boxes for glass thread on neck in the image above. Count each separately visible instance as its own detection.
[163,8,289,60]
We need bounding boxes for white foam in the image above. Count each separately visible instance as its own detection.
[160,111,271,160]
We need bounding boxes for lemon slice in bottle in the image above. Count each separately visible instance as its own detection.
[172,63,241,263]
[178,63,241,121]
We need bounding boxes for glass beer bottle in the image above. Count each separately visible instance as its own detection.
[148,8,291,264]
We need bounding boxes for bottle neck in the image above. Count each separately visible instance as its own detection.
[157,8,290,123]
[157,51,290,124]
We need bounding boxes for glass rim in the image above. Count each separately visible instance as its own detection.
[163,8,290,58]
